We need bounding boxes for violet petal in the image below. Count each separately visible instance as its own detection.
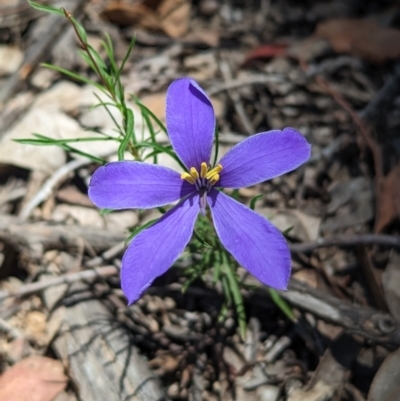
[121,193,200,304]
[208,189,291,290]
[88,161,194,209]
[218,128,311,188]
[166,78,215,170]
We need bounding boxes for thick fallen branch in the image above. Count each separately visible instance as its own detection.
[278,280,400,345]
[2,215,399,261]
[0,214,126,259]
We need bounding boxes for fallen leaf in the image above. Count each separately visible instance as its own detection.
[257,207,321,242]
[157,0,191,38]
[375,162,400,232]
[102,0,191,38]
[315,18,400,64]
[368,347,400,401]
[242,43,289,67]
[0,356,67,401]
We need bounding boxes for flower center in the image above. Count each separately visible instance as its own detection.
[181,162,223,192]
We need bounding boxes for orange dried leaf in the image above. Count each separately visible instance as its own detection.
[0,356,67,401]
[242,43,288,67]
[315,18,400,64]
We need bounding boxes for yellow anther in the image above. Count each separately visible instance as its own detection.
[181,172,196,184]
[200,162,208,178]
[209,174,220,186]
[190,167,199,180]
[205,164,223,179]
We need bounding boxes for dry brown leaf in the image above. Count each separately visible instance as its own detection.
[0,356,67,401]
[315,18,400,64]
[368,347,400,401]
[375,162,400,232]
[157,0,190,38]
[102,0,190,38]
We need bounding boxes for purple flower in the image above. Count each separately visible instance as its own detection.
[88,78,311,304]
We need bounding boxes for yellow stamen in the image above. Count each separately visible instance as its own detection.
[190,167,199,180]
[205,164,223,179]
[209,174,220,185]
[200,162,208,178]
[181,172,196,184]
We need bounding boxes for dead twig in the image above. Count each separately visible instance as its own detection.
[280,280,400,345]
[289,234,400,253]
[0,317,22,339]
[18,151,115,221]
[3,214,400,259]
[0,214,126,259]
[0,265,117,301]
[219,60,256,135]
[207,74,283,96]
[19,158,93,221]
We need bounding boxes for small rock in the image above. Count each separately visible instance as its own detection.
[167,383,179,398]
[0,45,23,76]
[256,385,280,401]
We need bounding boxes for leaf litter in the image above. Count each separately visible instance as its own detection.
[0,0,400,400]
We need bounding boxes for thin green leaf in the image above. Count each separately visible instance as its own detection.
[230,189,240,200]
[140,109,158,163]
[87,44,108,72]
[71,17,87,43]
[193,230,213,249]
[212,126,220,167]
[136,142,186,170]
[116,36,136,83]
[282,226,295,236]
[29,1,64,15]
[221,253,247,340]
[41,63,105,91]
[217,303,229,322]
[125,108,135,143]
[14,136,114,146]
[99,208,113,216]
[118,132,131,161]
[268,289,296,322]
[249,194,263,210]
[92,93,124,136]
[56,142,106,164]
[135,100,167,134]
[126,218,159,243]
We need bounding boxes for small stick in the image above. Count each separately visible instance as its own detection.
[19,150,115,221]
[19,158,91,221]
[0,317,22,339]
[207,74,283,96]
[0,265,117,301]
[289,234,400,253]
[219,60,256,135]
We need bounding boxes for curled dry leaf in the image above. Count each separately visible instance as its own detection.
[315,18,400,64]
[102,0,191,38]
[0,356,67,401]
